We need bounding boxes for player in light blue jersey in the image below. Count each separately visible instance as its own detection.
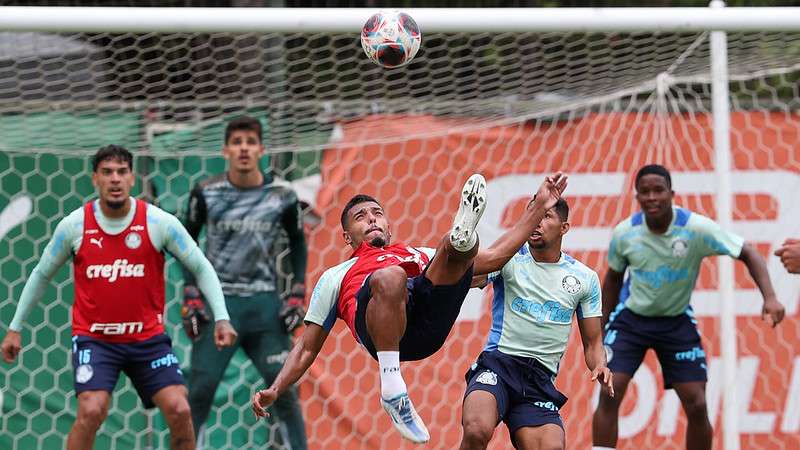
[460,197,613,450]
[592,164,785,450]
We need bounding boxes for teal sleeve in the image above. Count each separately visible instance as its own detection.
[577,271,602,319]
[150,208,230,322]
[607,225,628,273]
[9,214,78,331]
[695,215,745,258]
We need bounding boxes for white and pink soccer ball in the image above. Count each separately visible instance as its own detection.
[361,11,421,68]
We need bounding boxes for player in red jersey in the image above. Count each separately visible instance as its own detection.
[1,145,237,450]
[253,172,568,444]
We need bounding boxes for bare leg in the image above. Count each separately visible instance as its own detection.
[674,381,712,450]
[152,384,195,450]
[67,390,111,450]
[513,424,565,450]
[592,372,633,448]
[365,265,409,352]
[460,390,499,450]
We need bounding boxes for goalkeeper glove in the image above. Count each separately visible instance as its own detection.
[280,286,306,333]
[182,285,210,341]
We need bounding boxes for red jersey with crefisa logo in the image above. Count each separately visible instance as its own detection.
[338,242,431,340]
[72,199,166,343]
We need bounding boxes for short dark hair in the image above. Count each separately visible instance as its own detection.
[553,198,569,222]
[341,194,381,229]
[635,164,672,190]
[530,196,569,222]
[225,116,263,144]
[92,145,133,172]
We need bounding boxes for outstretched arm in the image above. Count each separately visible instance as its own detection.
[252,322,329,417]
[578,317,613,397]
[739,243,785,327]
[473,173,568,276]
[3,214,76,363]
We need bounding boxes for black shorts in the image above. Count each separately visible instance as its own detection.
[354,263,473,362]
[71,334,185,408]
[464,350,567,432]
[605,307,707,388]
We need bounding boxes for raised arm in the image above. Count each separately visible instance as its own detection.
[252,322,329,418]
[473,172,568,276]
[739,242,785,327]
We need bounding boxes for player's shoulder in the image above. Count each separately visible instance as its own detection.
[144,201,181,226]
[322,257,360,280]
[560,252,598,277]
[196,173,228,191]
[682,208,717,230]
[57,205,86,231]
[265,174,299,198]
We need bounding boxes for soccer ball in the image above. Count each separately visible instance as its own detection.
[361,11,421,68]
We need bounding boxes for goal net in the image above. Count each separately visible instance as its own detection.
[1,13,799,450]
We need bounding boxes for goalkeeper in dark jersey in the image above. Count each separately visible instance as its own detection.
[182,116,308,449]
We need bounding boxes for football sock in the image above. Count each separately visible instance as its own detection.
[377,351,406,399]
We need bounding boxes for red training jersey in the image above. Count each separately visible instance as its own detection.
[72,199,166,343]
[337,241,431,340]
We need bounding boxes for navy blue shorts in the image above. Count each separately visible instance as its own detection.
[354,262,473,362]
[604,307,707,389]
[71,334,185,408]
[464,351,567,433]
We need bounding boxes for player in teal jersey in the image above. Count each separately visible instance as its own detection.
[461,198,613,450]
[592,164,785,450]
[181,117,308,449]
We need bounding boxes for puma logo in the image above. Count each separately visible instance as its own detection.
[90,237,103,249]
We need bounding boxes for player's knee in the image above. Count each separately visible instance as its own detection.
[163,397,192,425]
[461,417,493,448]
[681,395,709,421]
[369,266,407,298]
[76,400,108,430]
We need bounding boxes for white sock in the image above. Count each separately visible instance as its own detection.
[377,351,406,399]
[592,447,616,450]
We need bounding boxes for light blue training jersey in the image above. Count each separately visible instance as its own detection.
[486,244,602,375]
[608,206,744,317]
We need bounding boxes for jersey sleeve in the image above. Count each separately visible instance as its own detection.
[9,209,82,331]
[576,270,602,320]
[692,214,745,258]
[304,267,342,331]
[280,191,308,286]
[148,206,230,322]
[182,184,206,286]
[607,222,629,273]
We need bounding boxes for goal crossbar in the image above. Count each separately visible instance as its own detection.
[0,6,799,33]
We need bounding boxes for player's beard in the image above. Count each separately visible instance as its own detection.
[530,239,547,250]
[105,198,127,210]
[369,235,388,247]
